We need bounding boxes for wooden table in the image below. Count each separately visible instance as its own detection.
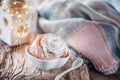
[0,40,90,80]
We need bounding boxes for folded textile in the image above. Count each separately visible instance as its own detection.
[65,21,120,75]
[83,0,120,29]
[39,18,85,38]
[105,0,120,13]
[38,0,120,75]
[39,17,120,74]
[38,0,120,29]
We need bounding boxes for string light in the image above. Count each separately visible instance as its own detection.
[25,11,29,14]
[17,14,22,18]
[1,0,32,14]
[1,0,32,45]
[15,11,19,14]
[23,5,28,8]
[17,24,30,39]
[13,1,17,5]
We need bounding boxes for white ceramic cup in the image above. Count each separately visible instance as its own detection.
[25,46,71,70]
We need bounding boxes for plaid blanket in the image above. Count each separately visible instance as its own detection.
[38,0,120,75]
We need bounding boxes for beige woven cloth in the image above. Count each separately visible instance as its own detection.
[0,40,90,80]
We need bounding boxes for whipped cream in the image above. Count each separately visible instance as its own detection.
[29,34,69,59]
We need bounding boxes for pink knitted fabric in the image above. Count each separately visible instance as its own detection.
[65,22,119,74]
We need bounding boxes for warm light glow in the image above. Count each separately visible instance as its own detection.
[16,24,30,39]
[17,14,22,18]
[15,11,19,14]
[1,0,33,45]
[11,26,14,29]
[15,21,18,23]
[2,0,32,14]
[13,2,17,5]
[6,9,10,13]
[25,11,29,14]
[23,5,28,8]
[26,24,30,27]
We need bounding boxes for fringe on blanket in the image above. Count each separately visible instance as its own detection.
[38,0,120,75]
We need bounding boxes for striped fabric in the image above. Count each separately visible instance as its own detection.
[105,0,120,12]
[38,0,120,75]
[65,22,120,75]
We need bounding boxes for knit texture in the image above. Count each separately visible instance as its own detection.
[38,0,120,75]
